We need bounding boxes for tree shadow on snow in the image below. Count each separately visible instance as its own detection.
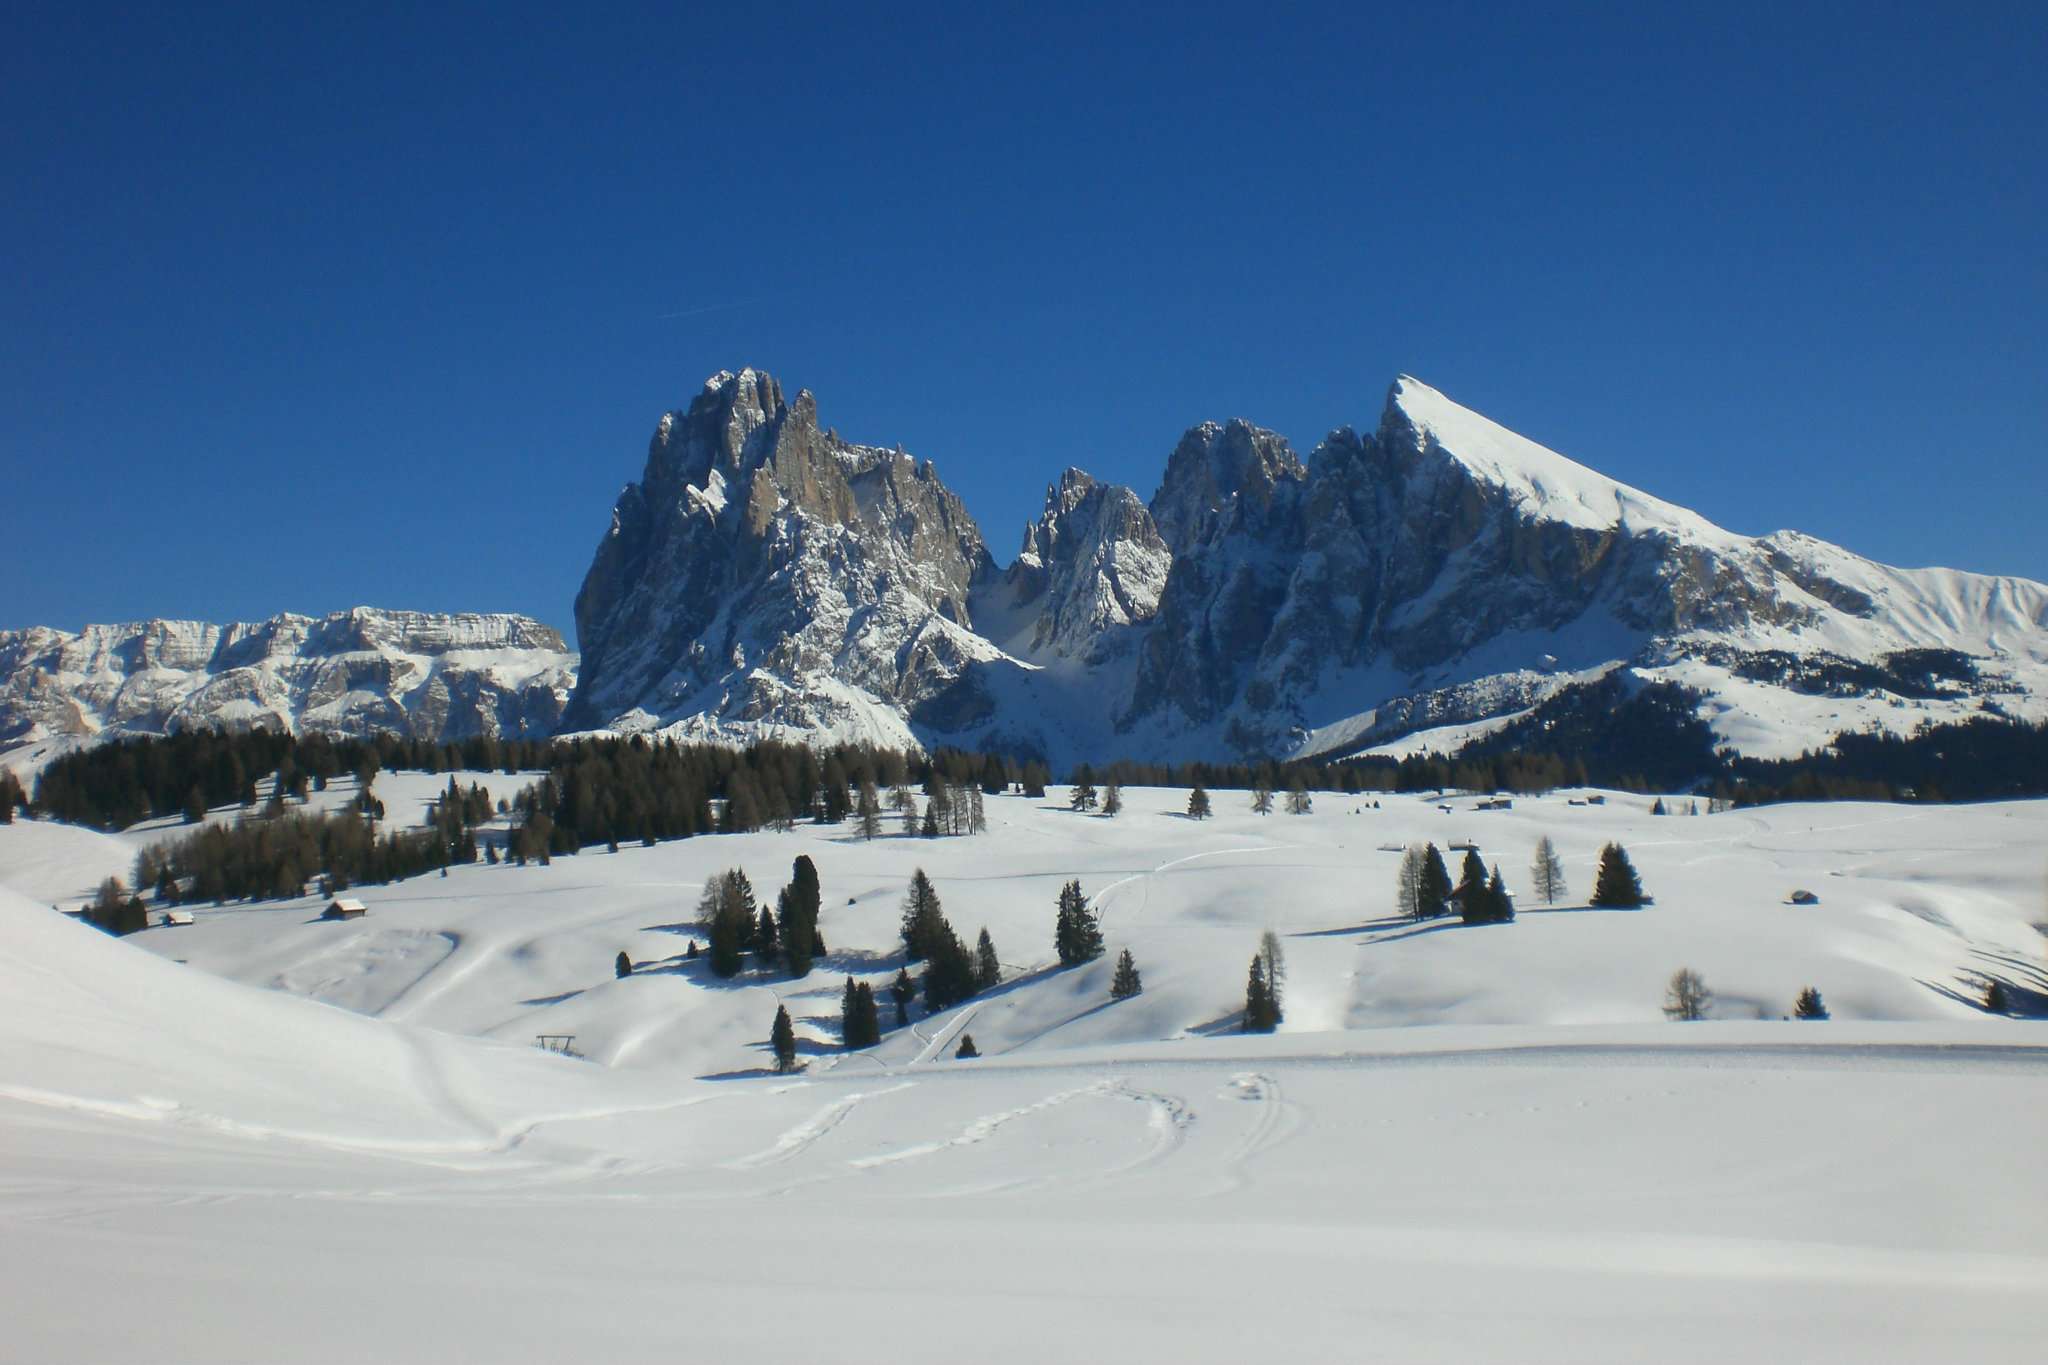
[520,988,585,1008]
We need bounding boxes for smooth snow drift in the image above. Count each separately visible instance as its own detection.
[2,785,2045,1361]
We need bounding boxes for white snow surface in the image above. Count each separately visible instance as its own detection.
[3,786,2047,1360]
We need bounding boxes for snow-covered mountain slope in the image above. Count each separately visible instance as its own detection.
[4,790,2045,1361]
[0,609,577,779]
[563,369,2048,766]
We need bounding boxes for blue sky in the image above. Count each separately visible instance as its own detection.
[5,2,2043,640]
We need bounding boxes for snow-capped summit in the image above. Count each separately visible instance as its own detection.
[1385,375,1733,545]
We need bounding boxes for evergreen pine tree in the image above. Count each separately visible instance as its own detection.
[854,981,880,1046]
[954,1033,979,1059]
[1591,843,1647,908]
[974,927,1001,990]
[1069,779,1098,812]
[770,1004,797,1072]
[900,869,943,961]
[1793,986,1828,1020]
[1285,777,1312,814]
[1251,783,1274,815]
[615,950,632,979]
[1110,948,1142,999]
[755,904,779,969]
[1487,865,1512,923]
[707,870,755,978]
[1417,844,1453,919]
[1053,879,1103,966]
[1455,848,1489,923]
[890,968,915,1028]
[1530,836,1565,905]
[1243,956,1278,1032]
[781,855,821,979]
[685,939,699,959]
[1187,785,1211,819]
[1651,797,1668,816]
[920,801,939,838]
[1984,979,2010,1014]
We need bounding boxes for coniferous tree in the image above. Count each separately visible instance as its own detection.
[0,768,24,823]
[840,979,881,1048]
[1651,797,1668,816]
[1591,843,1647,908]
[1100,783,1122,817]
[1663,967,1711,1021]
[1530,836,1566,905]
[1187,785,1211,819]
[1455,848,1489,923]
[900,869,943,962]
[707,870,756,978]
[954,1033,980,1059]
[780,855,821,978]
[1110,948,1142,999]
[922,919,977,1011]
[920,802,939,838]
[1793,986,1828,1020]
[770,1004,797,1073]
[974,927,1001,990]
[1417,844,1453,919]
[1285,777,1312,814]
[685,938,699,960]
[1243,956,1279,1032]
[1984,979,2010,1014]
[755,904,779,970]
[890,968,915,1029]
[966,784,987,834]
[1251,783,1274,815]
[892,786,919,836]
[615,950,632,979]
[1053,879,1103,966]
[1069,778,1098,812]
[1486,865,1512,923]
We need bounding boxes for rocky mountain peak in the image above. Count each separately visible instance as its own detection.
[1148,417,1306,548]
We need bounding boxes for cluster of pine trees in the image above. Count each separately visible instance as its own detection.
[139,806,467,904]
[697,858,829,980]
[899,869,998,1011]
[33,730,557,831]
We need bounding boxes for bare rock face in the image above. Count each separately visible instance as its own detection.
[0,610,577,766]
[979,469,1170,664]
[562,369,1000,745]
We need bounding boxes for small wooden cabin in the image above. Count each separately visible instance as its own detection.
[323,897,367,921]
[165,910,195,927]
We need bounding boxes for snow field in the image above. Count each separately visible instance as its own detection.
[2,784,2047,1361]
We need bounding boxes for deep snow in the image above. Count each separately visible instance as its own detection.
[2,784,2045,1362]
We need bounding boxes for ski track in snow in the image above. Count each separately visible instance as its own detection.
[722,1082,916,1170]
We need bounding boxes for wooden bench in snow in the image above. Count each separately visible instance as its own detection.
[323,898,367,921]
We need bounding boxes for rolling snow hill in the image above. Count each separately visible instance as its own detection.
[1,787,2045,1361]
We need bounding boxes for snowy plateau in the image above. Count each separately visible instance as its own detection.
[2,778,2046,1361]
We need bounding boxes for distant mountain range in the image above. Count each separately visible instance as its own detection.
[0,610,574,778]
[7,370,2046,777]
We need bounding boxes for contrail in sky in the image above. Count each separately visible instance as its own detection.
[655,298,763,320]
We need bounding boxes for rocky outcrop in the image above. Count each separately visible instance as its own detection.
[0,610,576,765]
[562,368,1000,744]
[977,469,1170,663]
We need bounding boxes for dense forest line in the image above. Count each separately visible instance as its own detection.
[18,705,2048,913]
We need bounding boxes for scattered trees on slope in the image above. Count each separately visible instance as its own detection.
[1053,880,1103,967]
[1530,836,1566,905]
[1111,948,1142,1000]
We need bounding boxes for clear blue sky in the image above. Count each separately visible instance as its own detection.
[5,2,2043,641]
